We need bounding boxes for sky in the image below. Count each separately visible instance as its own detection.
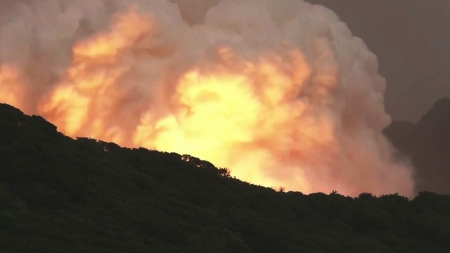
[308,0,450,123]
[174,0,450,122]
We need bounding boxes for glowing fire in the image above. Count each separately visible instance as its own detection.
[0,3,414,197]
[134,49,318,191]
[38,10,153,142]
[0,65,23,108]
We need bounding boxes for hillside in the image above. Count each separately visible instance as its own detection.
[384,98,450,194]
[1,103,450,253]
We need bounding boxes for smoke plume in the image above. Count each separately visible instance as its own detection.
[0,0,414,196]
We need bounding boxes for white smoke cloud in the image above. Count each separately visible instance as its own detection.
[0,0,415,196]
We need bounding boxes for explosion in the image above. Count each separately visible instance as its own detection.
[0,0,414,196]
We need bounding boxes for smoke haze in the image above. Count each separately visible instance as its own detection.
[0,0,414,196]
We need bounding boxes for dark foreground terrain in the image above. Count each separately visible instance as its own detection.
[0,103,449,253]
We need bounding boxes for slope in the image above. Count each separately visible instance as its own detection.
[0,103,450,253]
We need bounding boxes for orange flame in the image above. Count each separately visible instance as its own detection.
[0,6,414,197]
[0,65,23,108]
[134,48,321,192]
[39,10,152,143]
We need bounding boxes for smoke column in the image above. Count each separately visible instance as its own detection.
[0,0,414,196]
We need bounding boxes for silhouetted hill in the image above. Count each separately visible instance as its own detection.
[384,98,450,194]
[1,103,450,253]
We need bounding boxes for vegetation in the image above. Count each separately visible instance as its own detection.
[1,103,450,253]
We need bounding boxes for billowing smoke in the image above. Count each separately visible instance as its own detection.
[0,0,414,196]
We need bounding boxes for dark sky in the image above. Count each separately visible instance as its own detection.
[175,0,450,123]
[306,0,450,122]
